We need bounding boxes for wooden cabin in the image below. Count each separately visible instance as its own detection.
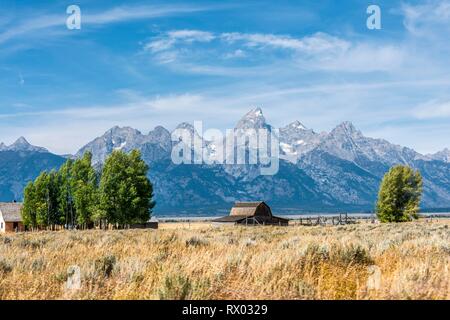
[129,217,159,229]
[0,202,25,233]
[212,202,289,226]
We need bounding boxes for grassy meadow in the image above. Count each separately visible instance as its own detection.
[0,220,449,300]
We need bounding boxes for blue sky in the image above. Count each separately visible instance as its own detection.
[1,0,450,154]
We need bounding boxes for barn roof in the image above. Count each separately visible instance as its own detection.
[230,207,258,217]
[229,201,269,217]
[0,202,23,222]
[234,202,266,208]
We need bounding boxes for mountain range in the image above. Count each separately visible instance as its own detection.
[1,107,449,214]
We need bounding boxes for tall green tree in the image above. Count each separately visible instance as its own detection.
[33,172,50,227]
[376,165,423,222]
[128,150,156,222]
[47,170,62,227]
[99,150,155,226]
[22,181,37,229]
[71,152,98,228]
[32,171,61,228]
[58,159,75,227]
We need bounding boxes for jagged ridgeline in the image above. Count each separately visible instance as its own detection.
[1,108,450,214]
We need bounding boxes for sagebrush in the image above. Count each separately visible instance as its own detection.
[0,221,448,300]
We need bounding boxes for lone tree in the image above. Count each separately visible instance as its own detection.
[376,165,423,222]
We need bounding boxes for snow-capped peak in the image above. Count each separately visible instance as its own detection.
[76,126,144,164]
[6,137,48,153]
[175,122,196,132]
[428,148,450,163]
[150,125,170,136]
[235,107,269,130]
[14,136,29,145]
[253,107,263,117]
[279,119,320,161]
[107,126,141,136]
[243,107,265,120]
[331,121,362,138]
[288,120,307,130]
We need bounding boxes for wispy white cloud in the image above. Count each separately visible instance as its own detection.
[401,0,450,36]
[365,122,450,155]
[1,90,260,154]
[221,32,350,54]
[147,30,350,56]
[413,99,450,119]
[145,29,215,53]
[3,75,450,154]
[167,30,215,42]
[3,1,450,156]
[144,29,408,74]
[0,14,63,45]
[223,49,246,59]
[0,4,212,45]
[313,44,406,72]
[83,5,209,25]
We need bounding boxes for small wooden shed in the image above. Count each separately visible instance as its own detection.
[129,217,159,229]
[213,202,289,226]
[0,202,25,233]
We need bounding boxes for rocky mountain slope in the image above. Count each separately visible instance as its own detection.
[73,107,450,213]
[0,138,65,201]
[1,109,449,213]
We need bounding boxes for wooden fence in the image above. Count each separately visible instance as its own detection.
[294,213,371,226]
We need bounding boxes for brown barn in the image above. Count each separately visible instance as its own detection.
[0,202,25,233]
[212,202,289,226]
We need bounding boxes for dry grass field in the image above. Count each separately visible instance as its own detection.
[0,220,449,300]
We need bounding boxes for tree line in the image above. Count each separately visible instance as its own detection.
[21,150,423,228]
[21,149,155,230]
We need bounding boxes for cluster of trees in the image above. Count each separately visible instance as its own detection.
[376,165,423,223]
[22,150,155,230]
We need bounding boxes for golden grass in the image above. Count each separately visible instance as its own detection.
[0,220,449,300]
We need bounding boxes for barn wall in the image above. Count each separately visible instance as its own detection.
[129,222,158,229]
[255,204,272,217]
[236,216,289,226]
[4,222,25,233]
